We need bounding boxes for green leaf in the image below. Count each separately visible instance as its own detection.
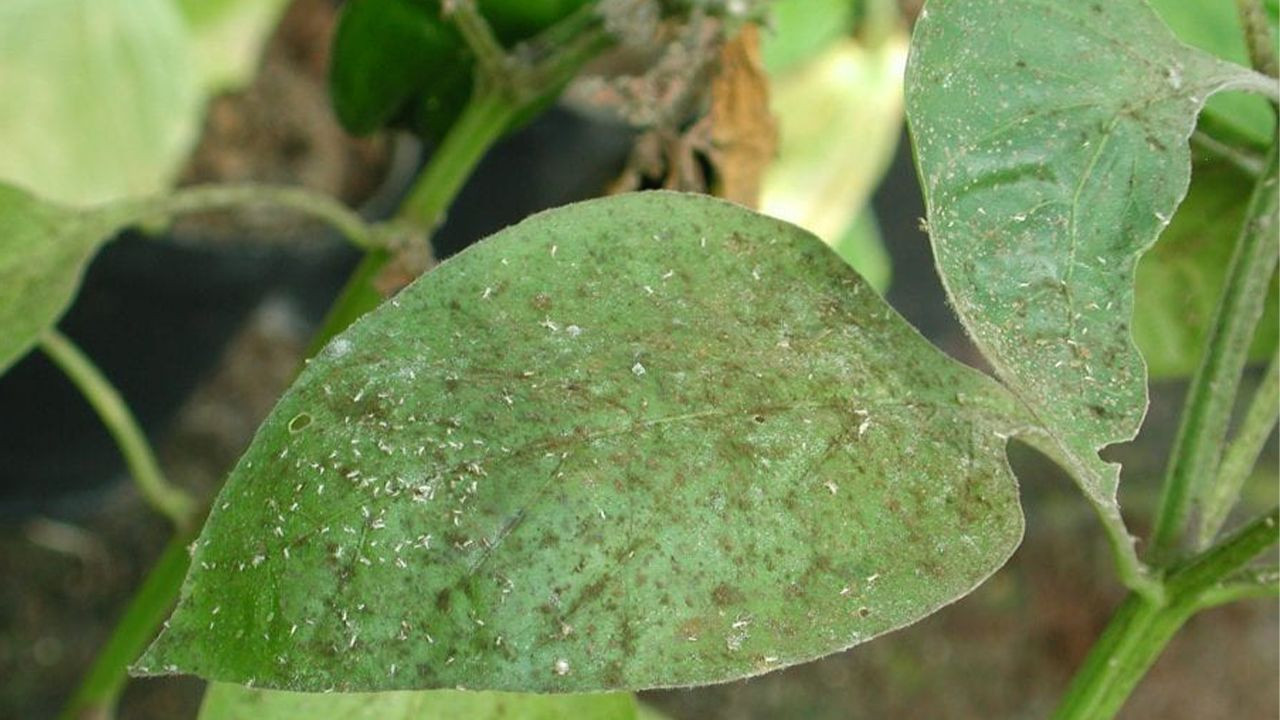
[138,192,1027,692]
[0,0,202,205]
[761,0,856,74]
[329,0,470,138]
[329,0,590,140]
[175,0,293,93]
[198,683,637,720]
[0,183,124,374]
[906,0,1261,591]
[1147,0,1277,146]
[1133,159,1279,379]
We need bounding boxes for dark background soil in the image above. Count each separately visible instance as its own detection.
[1,1,1275,718]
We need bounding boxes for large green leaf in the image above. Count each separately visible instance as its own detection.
[199,683,637,720]
[138,192,1028,692]
[1134,159,1279,379]
[0,183,125,374]
[906,0,1262,589]
[1147,0,1277,146]
[0,0,202,206]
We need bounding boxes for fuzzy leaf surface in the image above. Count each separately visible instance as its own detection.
[139,192,1026,692]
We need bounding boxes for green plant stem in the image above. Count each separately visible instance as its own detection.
[1239,69,1280,102]
[1150,143,1279,562]
[1198,348,1279,546]
[399,91,518,232]
[1053,507,1279,720]
[1191,130,1264,178]
[309,8,615,356]
[446,0,510,77]
[1236,0,1279,78]
[304,247,393,358]
[1196,564,1279,608]
[122,183,375,251]
[307,91,519,356]
[38,329,195,531]
[59,530,196,720]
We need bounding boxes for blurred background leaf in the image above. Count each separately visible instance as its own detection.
[198,683,639,720]
[1133,159,1279,380]
[0,0,202,206]
[760,0,901,293]
[175,0,293,94]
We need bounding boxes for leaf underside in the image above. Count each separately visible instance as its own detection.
[139,192,1026,693]
[905,0,1257,584]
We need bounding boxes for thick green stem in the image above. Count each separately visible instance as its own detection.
[59,530,196,720]
[39,330,195,530]
[446,0,510,77]
[1198,348,1279,546]
[121,183,375,251]
[398,91,518,233]
[1054,508,1279,720]
[1236,0,1279,78]
[1150,143,1279,562]
[307,92,518,356]
[1050,594,1192,720]
[304,248,394,358]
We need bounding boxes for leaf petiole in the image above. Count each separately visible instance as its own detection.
[38,329,196,530]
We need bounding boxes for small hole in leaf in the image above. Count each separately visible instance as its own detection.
[288,412,313,433]
[752,414,766,424]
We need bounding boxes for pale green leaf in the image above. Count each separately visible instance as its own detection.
[1134,159,1278,379]
[198,683,637,720]
[0,0,202,205]
[761,0,856,74]
[0,183,125,374]
[176,0,292,93]
[138,192,1027,692]
[761,34,907,293]
[905,0,1262,591]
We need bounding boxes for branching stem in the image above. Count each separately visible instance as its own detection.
[1053,508,1279,720]
[1236,0,1279,78]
